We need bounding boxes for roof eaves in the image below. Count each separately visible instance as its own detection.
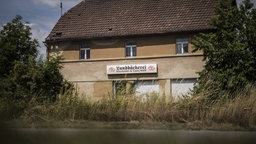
[45,27,216,43]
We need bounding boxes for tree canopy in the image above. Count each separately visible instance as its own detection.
[0,15,70,106]
[192,0,256,100]
[0,15,38,78]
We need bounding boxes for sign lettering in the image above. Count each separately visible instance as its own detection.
[107,64,157,74]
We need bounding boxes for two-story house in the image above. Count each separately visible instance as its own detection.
[45,0,219,99]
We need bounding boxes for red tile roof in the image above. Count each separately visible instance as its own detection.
[46,0,219,42]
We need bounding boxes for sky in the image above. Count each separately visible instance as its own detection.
[0,0,255,57]
[0,0,82,57]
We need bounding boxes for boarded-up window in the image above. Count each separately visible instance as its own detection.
[171,79,196,98]
[135,80,159,96]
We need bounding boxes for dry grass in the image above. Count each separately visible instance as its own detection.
[1,86,256,130]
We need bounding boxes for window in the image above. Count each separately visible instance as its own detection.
[171,78,196,99]
[80,44,90,60]
[113,81,127,97]
[135,80,159,96]
[125,42,137,57]
[176,38,189,54]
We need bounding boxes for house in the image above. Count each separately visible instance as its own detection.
[45,0,219,99]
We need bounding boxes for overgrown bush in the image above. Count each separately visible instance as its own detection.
[192,0,256,100]
[0,15,72,119]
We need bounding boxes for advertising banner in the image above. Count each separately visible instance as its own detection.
[107,64,157,74]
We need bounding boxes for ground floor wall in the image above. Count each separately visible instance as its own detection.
[62,55,204,99]
[74,78,196,100]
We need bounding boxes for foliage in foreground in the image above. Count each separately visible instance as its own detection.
[1,84,254,129]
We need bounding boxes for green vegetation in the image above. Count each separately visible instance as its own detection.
[192,0,256,102]
[1,86,256,130]
[1,0,256,131]
[0,15,71,119]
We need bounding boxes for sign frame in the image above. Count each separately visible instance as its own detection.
[107,64,158,75]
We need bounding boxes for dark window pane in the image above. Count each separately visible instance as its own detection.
[183,43,188,53]
[132,46,136,56]
[80,49,85,59]
[126,47,131,56]
[86,49,90,59]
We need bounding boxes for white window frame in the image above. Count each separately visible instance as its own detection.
[80,47,90,60]
[176,38,189,54]
[125,42,137,57]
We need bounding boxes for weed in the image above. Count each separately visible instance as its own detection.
[1,85,256,129]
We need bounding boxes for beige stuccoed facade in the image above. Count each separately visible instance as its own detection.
[49,34,204,99]
[45,0,219,99]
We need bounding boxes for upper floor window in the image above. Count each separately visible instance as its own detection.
[80,44,90,60]
[125,41,137,57]
[176,38,188,54]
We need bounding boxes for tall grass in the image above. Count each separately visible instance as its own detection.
[21,93,173,122]
[1,85,256,129]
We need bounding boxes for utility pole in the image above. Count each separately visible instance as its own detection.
[60,1,63,16]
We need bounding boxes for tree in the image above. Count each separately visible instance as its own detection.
[0,15,38,78]
[9,56,67,102]
[0,15,70,102]
[192,0,256,101]
[0,16,73,119]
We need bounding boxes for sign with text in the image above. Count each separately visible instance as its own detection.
[107,64,157,74]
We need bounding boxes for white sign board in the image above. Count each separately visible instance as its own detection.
[107,64,157,74]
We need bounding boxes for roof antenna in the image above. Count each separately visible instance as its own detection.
[60,1,63,16]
